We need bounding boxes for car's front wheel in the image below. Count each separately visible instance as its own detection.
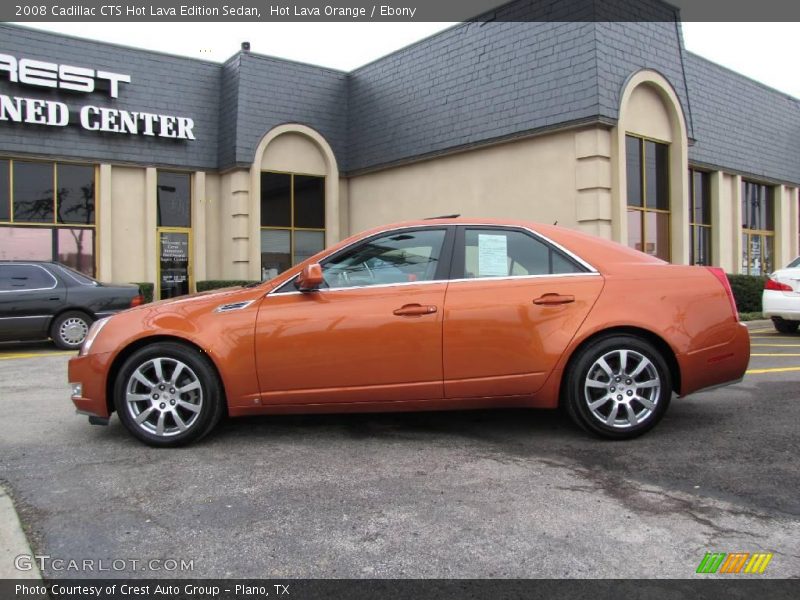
[51,311,93,350]
[771,317,799,334]
[113,342,224,447]
[564,335,672,439]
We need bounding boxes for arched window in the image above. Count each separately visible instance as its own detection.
[625,135,670,261]
[260,171,325,280]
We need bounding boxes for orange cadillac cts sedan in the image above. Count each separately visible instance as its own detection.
[69,218,750,447]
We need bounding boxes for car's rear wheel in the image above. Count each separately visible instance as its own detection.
[51,311,93,350]
[564,335,672,439]
[771,317,799,334]
[113,342,224,447]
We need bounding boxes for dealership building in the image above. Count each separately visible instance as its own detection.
[1,0,798,298]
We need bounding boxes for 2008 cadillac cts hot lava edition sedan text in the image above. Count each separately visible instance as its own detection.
[68,218,750,447]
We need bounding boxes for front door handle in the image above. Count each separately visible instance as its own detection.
[533,293,575,306]
[393,303,437,316]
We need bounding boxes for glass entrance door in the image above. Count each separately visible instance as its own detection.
[158,229,191,299]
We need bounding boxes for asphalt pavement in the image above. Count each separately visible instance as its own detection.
[0,321,798,579]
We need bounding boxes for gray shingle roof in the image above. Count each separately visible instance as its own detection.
[685,52,800,184]
[1,12,798,185]
[0,23,221,170]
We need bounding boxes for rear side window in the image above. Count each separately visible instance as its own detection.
[57,264,97,286]
[0,265,56,290]
[462,228,585,279]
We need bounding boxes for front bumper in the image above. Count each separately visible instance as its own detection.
[762,290,800,321]
[68,351,113,419]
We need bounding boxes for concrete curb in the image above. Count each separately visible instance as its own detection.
[0,486,42,580]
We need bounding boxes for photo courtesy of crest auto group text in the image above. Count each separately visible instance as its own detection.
[0,1,798,599]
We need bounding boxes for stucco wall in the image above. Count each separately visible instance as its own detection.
[108,166,147,283]
[347,127,606,236]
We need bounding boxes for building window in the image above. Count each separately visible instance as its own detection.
[260,172,325,280]
[157,172,192,299]
[689,169,712,265]
[626,135,670,261]
[157,171,191,228]
[0,159,96,275]
[741,180,774,276]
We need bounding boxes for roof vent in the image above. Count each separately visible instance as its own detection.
[241,41,251,52]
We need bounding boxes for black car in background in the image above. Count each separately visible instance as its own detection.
[0,261,143,350]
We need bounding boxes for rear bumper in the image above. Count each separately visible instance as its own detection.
[68,351,112,418]
[678,322,750,397]
[762,290,800,321]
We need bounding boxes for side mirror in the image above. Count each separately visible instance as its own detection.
[297,263,324,292]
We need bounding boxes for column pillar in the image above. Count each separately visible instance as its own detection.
[145,167,158,288]
[192,171,207,288]
[97,164,113,281]
[575,128,613,240]
[709,170,733,272]
[732,175,743,274]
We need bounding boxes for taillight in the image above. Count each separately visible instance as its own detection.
[706,267,739,322]
[130,294,144,307]
[765,277,793,292]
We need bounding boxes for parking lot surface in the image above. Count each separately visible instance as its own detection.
[1,322,798,579]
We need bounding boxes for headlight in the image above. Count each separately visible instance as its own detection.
[80,317,110,356]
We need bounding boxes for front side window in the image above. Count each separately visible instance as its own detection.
[689,169,712,265]
[741,181,774,275]
[0,159,96,276]
[260,172,326,280]
[626,135,670,261]
[322,229,446,289]
[461,228,584,279]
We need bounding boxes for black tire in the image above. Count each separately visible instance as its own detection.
[50,311,93,350]
[564,335,672,440]
[113,342,224,447]
[772,318,799,334]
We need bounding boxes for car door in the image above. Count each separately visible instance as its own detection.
[442,226,604,399]
[254,226,455,405]
[0,263,65,341]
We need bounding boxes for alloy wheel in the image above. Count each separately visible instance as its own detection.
[583,349,661,429]
[124,357,203,437]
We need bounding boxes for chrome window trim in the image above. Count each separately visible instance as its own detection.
[447,271,601,285]
[269,271,601,297]
[0,263,58,293]
[267,223,600,297]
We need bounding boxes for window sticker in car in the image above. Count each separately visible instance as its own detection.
[478,233,508,277]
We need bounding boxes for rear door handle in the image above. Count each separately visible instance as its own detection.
[533,293,575,306]
[393,303,437,316]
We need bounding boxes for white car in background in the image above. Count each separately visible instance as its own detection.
[763,257,800,333]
